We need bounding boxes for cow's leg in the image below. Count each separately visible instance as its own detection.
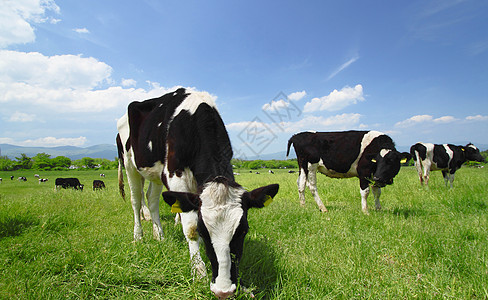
[165,168,206,278]
[359,180,370,214]
[442,170,449,187]
[414,158,424,185]
[448,172,455,188]
[372,186,382,210]
[146,181,164,240]
[125,165,145,240]
[297,168,307,206]
[307,164,327,212]
[180,211,207,278]
[423,162,431,187]
[140,185,152,221]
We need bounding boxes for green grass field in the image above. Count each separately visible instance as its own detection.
[1,167,487,299]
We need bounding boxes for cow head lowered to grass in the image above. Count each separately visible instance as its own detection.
[163,177,279,299]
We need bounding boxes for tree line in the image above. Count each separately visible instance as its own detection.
[0,153,118,171]
[1,150,486,172]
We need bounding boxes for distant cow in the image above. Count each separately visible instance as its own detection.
[100,173,105,177]
[287,131,411,213]
[34,174,40,178]
[0,178,2,183]
[117,88,279,299]
[93,180,105,190]
[55,178,84,190]
[38,178,48,184]
[10,176,14,180]
[18,176,27,181]
[410,142,485,188]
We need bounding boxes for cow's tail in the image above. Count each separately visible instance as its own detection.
[286,136,295,158]
[116,133,126,201]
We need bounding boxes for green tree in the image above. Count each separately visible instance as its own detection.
[0,156,14,171]
[52,156,71,169]
[32,153,53,170]
[15,153,33,170]
[81,157,96,169]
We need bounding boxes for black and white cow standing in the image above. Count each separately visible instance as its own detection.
[410,142,485,188]
[287,131,411,214]
[117,88,279,299]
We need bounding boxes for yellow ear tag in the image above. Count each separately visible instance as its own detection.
[462,148,465,151]
[171,200,183,213]
[371,159,377,163]
[263,195,273,207]
[400,158,407,163]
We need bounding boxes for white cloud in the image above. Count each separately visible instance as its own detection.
[466,115,488,121]
[121,78,137,87]
[433,116,457,123]
[226,113,362,134]
[395,114,459,127]
[8,111,36,122]
[303,84,364,112]
[395,115,433,127]
[0,136,87,147]
[262,99,289,112]
[73,28,90,34]
[288,90,307,101]
[327,55,359,81]
[282,113,362,133]
[0,50,113,90]
[0,0,60,48]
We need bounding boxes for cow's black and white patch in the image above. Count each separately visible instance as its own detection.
[410,142,484,187]
[287,130,411,213]
[117,88,279,299]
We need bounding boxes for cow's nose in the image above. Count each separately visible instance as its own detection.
[213,285,236,299]
[214,288,236,299]
[373,176,380,181]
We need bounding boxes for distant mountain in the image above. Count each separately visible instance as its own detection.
[0,144,118,160]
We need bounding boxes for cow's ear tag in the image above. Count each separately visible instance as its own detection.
[171,200,183,213]
[263,195,273,207]
[462,148,465,151]
[371,158,377,163]
[400,158,407,163]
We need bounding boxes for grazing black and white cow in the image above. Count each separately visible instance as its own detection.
[93,179,105,191]
[18,176,27,181]
[38,178,48,184]
[117,88,279,299]
[410,142,485,188]
[10,176,14,180]
[287,130,411,213]
[55,178,84,190]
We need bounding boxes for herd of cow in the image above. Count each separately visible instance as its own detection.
[114,89,484,299]
[0,174,106,191]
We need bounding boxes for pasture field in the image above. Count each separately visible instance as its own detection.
[1,167,487,299]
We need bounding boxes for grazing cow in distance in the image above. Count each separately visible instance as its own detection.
[100,173,105,177]
[268,170,274,174]
[287,131,411,214]
[117,88,279,299]
[0,178,2,184]
[39,178,48,184]
[34,174,40,178]
[55,178,84,190]
[18,176,27,181]
[10,176,14,180]
[93,180,106,191]
[410,142,485,188]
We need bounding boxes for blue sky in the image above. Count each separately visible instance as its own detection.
[1,0,487,158]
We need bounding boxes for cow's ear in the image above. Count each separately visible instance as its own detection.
[246,184,279,209]
[162,191,200,213]
[400,152,412,163]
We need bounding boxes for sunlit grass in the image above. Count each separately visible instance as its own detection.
[1,167,487,299]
